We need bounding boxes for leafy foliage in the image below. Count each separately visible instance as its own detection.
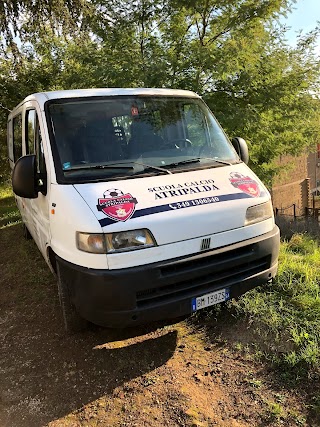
[0,0,319,183]
[0,0,88,44]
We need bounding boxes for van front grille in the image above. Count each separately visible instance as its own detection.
[160,244,254,277]
[136,251,270,308]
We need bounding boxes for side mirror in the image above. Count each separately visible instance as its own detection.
[231,137,249,165]
[12,155,38,199]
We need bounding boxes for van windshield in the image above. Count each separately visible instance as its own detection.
[47,96,239,183]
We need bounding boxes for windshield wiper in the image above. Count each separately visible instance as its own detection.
[131,162,172,175]
[201,157,233,166]
[64,164,134,172]
[165,158,200,168]
[165,157,232,168]
[64,161,172,175]
[105,161,172,175]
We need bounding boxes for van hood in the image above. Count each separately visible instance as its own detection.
[73,163,269,246]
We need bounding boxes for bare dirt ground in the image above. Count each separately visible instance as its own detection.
[0,223,318,427]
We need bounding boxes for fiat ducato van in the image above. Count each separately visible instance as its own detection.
[8,88,280,331]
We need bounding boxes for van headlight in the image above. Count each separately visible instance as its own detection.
[76,229,156,253]
[76,232,106,254]
[106,229,156,252]
[245,200,273,226]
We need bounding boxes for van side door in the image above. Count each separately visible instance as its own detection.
[24,104,50,257]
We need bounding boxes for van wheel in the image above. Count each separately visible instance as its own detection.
[56,262,88,333]
[22,224,32,240]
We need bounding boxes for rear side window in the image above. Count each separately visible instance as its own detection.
[13,114,22,161]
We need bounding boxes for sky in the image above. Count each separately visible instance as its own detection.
[281,0,320,53]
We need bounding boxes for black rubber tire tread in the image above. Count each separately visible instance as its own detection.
[56,261,88,333]
[22,224,32,240]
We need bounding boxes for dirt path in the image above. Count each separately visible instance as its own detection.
[0,224,316,427]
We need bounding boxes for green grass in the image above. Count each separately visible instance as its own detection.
[265,401,285,422]
[233,233,320,369]
[0,182,21,228]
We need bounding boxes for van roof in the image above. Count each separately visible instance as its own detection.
[8,88,201,115]
[41,88,200,99]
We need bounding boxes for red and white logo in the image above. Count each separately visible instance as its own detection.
[97,189,138,222]
[229,172,260,197]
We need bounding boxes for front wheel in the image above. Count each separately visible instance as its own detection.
[56,261,88,333]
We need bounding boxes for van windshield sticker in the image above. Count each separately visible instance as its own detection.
[229,172,260,197]
[98,191,266,227]
[63,162,71,170]
[97,188,138,222]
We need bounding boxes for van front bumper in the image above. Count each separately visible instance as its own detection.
[56,226,280,328]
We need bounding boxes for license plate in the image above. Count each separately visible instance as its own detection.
[192,288,230,312]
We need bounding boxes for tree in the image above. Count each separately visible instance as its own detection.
[205,27,320,183]
[0,0,89,44]
[0,0,319,186]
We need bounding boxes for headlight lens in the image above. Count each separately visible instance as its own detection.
[76,229,156,253]
[76,232,106,253]
[245,200,273,226]
[106,229,156,252]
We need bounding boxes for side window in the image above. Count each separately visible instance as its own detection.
[183,104,208,147]
[26,110,36,154]
[25,109,46,175]
[13,114,22,161]
[34,112,47,194]
[36,122,46,175]
[7,119,13,162]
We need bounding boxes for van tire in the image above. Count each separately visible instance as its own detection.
[23,224,32,240]
[56,262,88,333]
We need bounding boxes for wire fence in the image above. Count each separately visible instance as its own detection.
[275,203,303,219]
[275,203,320,219]
[275,203,320,240]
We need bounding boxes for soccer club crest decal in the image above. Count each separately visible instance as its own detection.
[97,189,138,222]
[229,172,260,197]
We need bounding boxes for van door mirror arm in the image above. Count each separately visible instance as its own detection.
[37,172,47,195]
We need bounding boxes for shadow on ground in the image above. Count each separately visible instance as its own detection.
[0,224,178,427]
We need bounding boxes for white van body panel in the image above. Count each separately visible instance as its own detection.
[49,184,109,269]
[23,100,51,258]
[9,99,52,258]
[70,163,272,269]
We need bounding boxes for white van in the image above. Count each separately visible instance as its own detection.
[8,88,279,332]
